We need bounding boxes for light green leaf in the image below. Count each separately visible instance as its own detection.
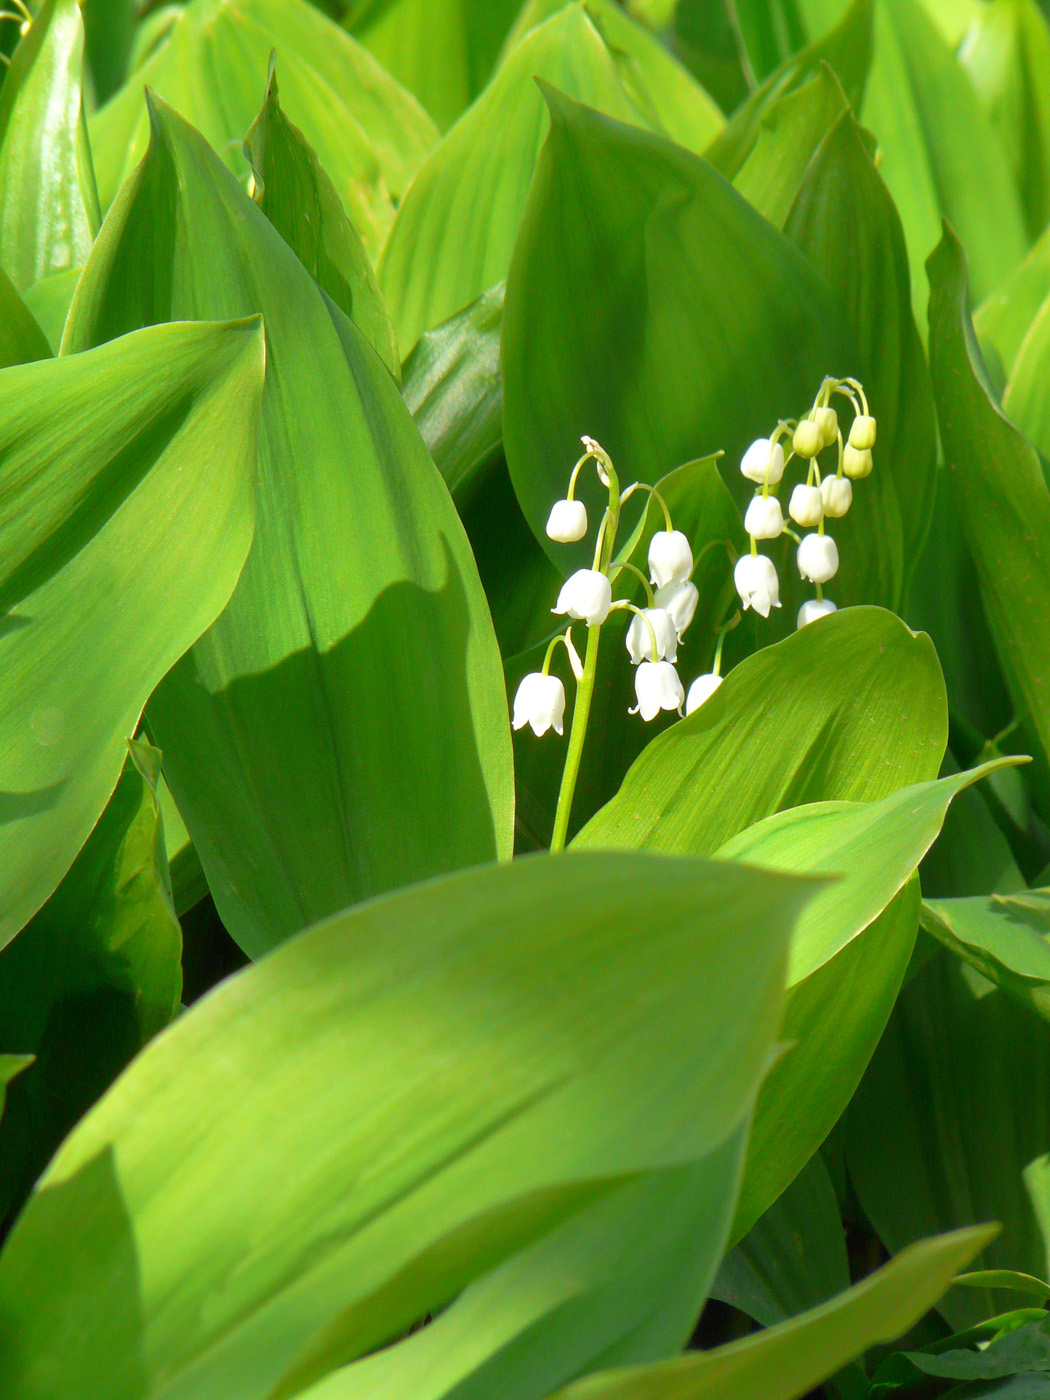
[0,739,181,1225]
[928,226,1050,782]
[542,1227,996,1400]
[575,607,946,856]
[243,59,400,376]
[88,0,438,257]
[65,98,513,958]
[1004,289,1050,460]
[0,0,99,293]
[0,266,51,368]
[0,850,816,1400]
[922,889,1050,1021]
[0,315,263,948]
[846,953,1050,1328]
[20,267,80,354]
[952,1270,1050,1303]
[974,221,1050,386]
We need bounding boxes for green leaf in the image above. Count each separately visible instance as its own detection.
[346,0,523,129]
[0,739,181,1226]
[20,267,80,354]
[0,265,51,368]
[960,0,1050,242]
[1004,288,1050,460]
[88,0,438,257]
[541,1227,996,1400]
[378,6,654,356]
[0,850,816,1400]
[0,315,264,948]
[502,88,852,585]
[65,98,513,958]
[922,889,1050,1021]
[0,1056,32,1125]
[0,0,99,293]
[953,1270,1050,1303]
[904,1317,1050,1379]
[927,226,1050,783]
[401,282,504,507]
[243,59,400,377]
[732,0,811,81]
[846,953,1050,1328]
[974,220,1050,385]
[574,607,946,856]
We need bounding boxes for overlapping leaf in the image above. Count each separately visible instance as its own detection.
[0,266,50,367]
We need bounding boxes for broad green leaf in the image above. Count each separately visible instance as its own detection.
[922,889,1050,1021]
[88,0,438,257]
[0,1056,32,1124]
[0,740,180,1226]
[0,0,99,293]
[243,60,400,376]
[733,0,811,80]
[401,282,504,507]
[543,1227,995,1400]
[501,0,724,156]
[20,266,80,354]
[378,6,651,356]
[713,1152,850,1327]
[575,607,946,856]
[1004,289,1050,460]
[65,99,513,958]
[920,748,1026,898]
[0,850,816,1400]
[902,1316,1050,1380]
[0,265,51,367]
[974,220,1050,385]
[0,315,263,948]
[717,759,1023,983]
[346,0,522,129]
[664,0,752,115]
[502,89,852,586]
[960,0,1050,241]
[80,0,137,104]
[847,953,1050,1328]
[928,227,1050,782]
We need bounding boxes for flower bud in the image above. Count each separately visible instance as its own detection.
[740,438,785,486]
[797,598,838,629]
[820,475,852,518]
[648,529,693,588]
[545,498,588,543]
[814,405,838,447]
[630,660,685,721]
[734,553,780,618]
[793,419,822,458]
[849,415,876,450]
[744,494,784,540]
[512,672,566,736]
[626,607,678,665]
[842,445,872,479]
[797,533,839,584]
[654,579,699,637]
[553,568,612,626]
[686,672,723,714]
[789,483,823,528]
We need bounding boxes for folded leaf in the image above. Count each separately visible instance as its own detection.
[922,889,1050,1021]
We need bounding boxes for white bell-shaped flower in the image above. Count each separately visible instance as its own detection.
[630,660,685,721]
[820,475,852,518]
[744,494,784,539]
[741,438,785,485]
[814,405,838,447]
[553,568,613,626]
[626,607,678,664]
[512,672,566,736]
[648,530,693,588]
[655,579,700,637]
[734,553,781,617]
[843,445,873,479]
[797,533,839,584]
[686,672,723,714]
[793,419,822,458]
[797,598,838,629]
[849,415,877,450]
[789,483,823,528]
[545,498,588,543]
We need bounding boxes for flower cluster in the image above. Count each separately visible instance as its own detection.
[736,377,876,629]
[512,439,728,740]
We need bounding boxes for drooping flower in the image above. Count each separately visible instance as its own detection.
[626,607,679,664]
[797,598,838,629]
[740,438,785,485]
[686,672,723,714]
[655,579,700,637]
[843,445,873,479]
[630,660,685,721]
[788,483,823,528]
[797,533,839,584]
[512,673,566,736]
[648,530,693,588]
[545,498,588,543]
[553,569,613,626]
[734,553,780,617]
[744,494,784,539]
[793,418,822,458]
[849,415,877,450]
[820,476,852,518]
[814,405,838,447]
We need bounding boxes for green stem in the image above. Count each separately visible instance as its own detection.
[550,618,602,853]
